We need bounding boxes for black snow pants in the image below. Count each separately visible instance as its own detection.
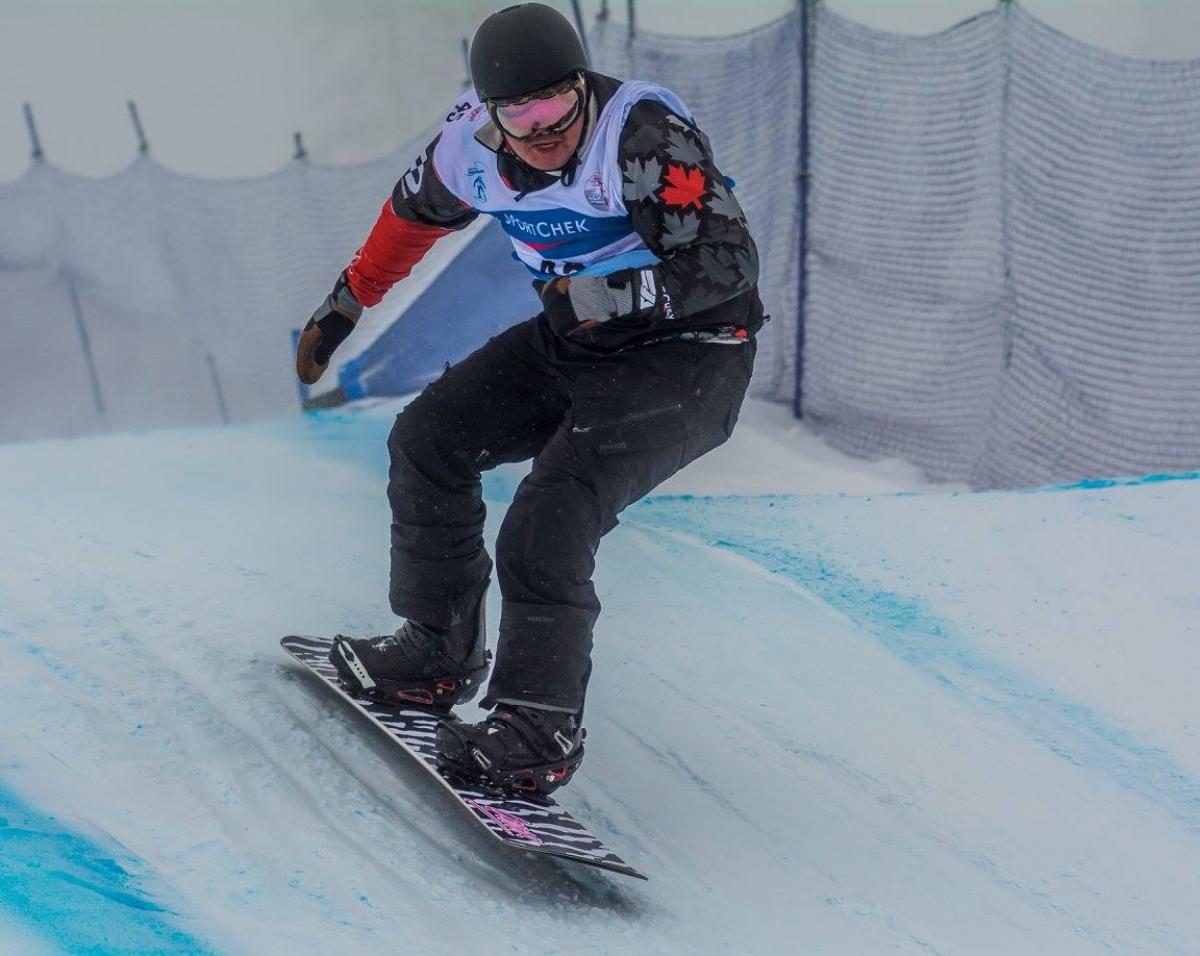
[386,311,755,715]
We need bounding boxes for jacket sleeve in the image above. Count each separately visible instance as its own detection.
[344,134,479,307]
[618,100,759,320]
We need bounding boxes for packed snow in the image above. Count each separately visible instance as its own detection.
[1,397,1196,953]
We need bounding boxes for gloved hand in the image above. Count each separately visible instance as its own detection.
[538,267,666,338]
[296,271,364,385]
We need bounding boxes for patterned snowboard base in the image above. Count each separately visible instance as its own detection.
[281,636,645,880]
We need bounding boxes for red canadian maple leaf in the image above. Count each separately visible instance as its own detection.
[660,163,706,210]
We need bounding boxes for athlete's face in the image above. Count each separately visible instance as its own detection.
[504,110,585,171]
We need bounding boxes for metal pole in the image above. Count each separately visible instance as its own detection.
[626,0,635,42]
[570,0,592,63]
[998,0,1015,369]
[22,103,45,163]
[293,131,307,161]
[63,270,106,419]
[461,37,471,88]
[793,0,812,419]
[206,353,231,424]
[127,100,149,155]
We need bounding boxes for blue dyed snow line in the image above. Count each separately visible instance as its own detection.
[1023,470,1200,493]
[629,497,1200,830]
[0,783,212,955]
[641,472,1200,509]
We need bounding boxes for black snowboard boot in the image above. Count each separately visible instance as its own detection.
[329,585,490,711]
[436,704,585,799]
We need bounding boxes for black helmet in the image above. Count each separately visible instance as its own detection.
[470,3,589,103]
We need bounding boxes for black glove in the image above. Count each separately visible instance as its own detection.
[538,268,669,340]
[296,272,364,385]
[538,277,586,337]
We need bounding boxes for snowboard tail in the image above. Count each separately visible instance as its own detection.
[280,635,645,880]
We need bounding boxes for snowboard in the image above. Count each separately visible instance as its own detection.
[280,635,645,880]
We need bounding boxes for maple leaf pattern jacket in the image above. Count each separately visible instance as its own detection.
[608,95,761,341]
[351,72,762,352]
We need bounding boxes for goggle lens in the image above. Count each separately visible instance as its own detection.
[493,85,581,140]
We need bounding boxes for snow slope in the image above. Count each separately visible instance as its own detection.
[1,400,1197,953]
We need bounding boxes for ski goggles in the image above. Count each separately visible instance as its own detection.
[489,75,585,141]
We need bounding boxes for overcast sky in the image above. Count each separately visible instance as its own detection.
[1,0,1198,181]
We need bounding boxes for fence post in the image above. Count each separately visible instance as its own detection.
[127,100,149,155]
[570,0,592,62]
[293,131,307,161]
[627,0,635,42]
[22,103,45,163]
[598,0,610,22]
[63,270,106,420]
[998,0,1015,370]
[206,353,231,424]
[461,36,471,88]
[794,0,812,418]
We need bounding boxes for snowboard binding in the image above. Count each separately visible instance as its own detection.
[435,708,586,800]
[329,634,490,713]
[329,584,493,712]
[437,748,585,802]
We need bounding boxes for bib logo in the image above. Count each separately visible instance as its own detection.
[501,213,592,241]
[492,207,630,260]
[467,162,487,203]
[584,172,609,211]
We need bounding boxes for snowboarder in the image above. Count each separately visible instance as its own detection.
[296,2,762,797]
